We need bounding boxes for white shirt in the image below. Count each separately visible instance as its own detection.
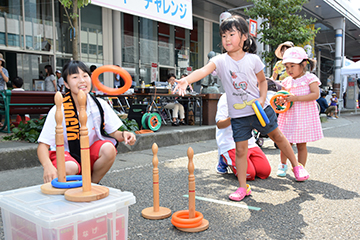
[216,93,257,155]
[38,95,122,151]
[211,53,268,118]
[57,77,64,91]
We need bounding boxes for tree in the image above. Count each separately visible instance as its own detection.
[59,0,91,60]
[245,0,319,67]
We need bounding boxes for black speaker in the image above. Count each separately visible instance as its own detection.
[128,104,148,128]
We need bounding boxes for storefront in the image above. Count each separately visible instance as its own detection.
[0,1,104,90]
[1,0,360,97]
[0,0,210,91]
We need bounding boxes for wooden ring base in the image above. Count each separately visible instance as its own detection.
[175,219,209,232]
[64,185,109,202]
[41,182,68,195]
[141,207,172,220]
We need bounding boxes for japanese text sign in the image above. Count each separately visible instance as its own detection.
[249,19,257,37]
[91,0,193,29]
[151,63,158,82]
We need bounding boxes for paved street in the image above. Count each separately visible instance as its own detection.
[0,114,360,239]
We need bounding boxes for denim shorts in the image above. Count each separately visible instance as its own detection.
[231,106,278,142]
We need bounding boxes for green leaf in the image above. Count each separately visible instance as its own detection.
[245,0,318,67]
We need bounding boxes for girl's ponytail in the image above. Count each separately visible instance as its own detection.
[243,35,257,54]
[307,59,316,72]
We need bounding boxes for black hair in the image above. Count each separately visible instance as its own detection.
[90,65,97,72]
[167,73,176,80]
[321,91,327,97]
[300,59,316,72]
[44,65,54,76]
[61,60,91,83]
[220,15,257,54]
[12,76,23,88]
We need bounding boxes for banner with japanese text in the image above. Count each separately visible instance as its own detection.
[91,0,193,29]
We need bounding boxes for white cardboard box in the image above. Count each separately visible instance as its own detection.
[0,185,136,240]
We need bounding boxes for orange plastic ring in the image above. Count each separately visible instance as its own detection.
[270,94,291,114]
[91,65,132,95]
[171,219,202,228]
[171,210,203,228]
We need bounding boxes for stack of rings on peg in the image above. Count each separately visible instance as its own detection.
[171,210,205,229]
[270,90,294,114]
[252,100,270,127]
[91,65,132,95]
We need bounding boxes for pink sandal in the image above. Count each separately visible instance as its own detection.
[229,184,251,201]
[292,164,309,181]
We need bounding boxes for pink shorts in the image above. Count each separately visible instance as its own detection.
[49,140,114,174]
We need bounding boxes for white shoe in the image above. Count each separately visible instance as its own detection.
[331,116,336,119]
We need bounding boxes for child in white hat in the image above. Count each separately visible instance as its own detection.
[276,47,323,177]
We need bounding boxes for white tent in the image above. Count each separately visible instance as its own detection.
[340,59,359,112]
[341,60,360,75]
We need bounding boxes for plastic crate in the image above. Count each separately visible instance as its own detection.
[0,185,135,240]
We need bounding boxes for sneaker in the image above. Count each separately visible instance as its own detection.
[216,156,228,174]
[292,163,309,181]
[331,116,337,120]
[229,184,252,201]
[276,163,288,177]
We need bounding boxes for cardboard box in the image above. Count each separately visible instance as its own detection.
[0,185,135,240]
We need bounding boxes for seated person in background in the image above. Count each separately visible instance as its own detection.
[11,77,29,124]
[317,91,336,118]
[216,93,271,180]
[11,76,24,91]
[164,73,186,126]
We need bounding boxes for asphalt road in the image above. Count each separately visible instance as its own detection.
[0,114,359,239]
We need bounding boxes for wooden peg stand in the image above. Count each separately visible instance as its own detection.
[41,92,70,195]
[141,143,172,219]
[171,147,209,232]
[64,90,109,202]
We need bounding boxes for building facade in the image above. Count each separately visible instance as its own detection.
[1,0,359,99]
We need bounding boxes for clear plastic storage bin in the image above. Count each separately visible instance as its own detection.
[0,185,136,240]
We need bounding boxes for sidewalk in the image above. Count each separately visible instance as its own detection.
[0,124,216,171]
[0,108,358,172]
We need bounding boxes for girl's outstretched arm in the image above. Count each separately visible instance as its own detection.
[174,62,216,96]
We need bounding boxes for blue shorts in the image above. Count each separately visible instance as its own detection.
[231,106,278,142]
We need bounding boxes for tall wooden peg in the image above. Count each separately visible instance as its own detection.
[41,92,69,195]
[141,143,172,219]
[65,90,109,202]
[171,147,209,232]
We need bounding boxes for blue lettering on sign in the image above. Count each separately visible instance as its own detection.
[144,0,188,19]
